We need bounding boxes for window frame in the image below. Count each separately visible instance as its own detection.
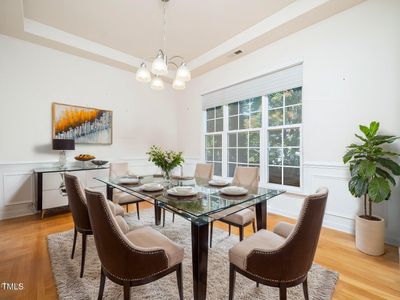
[202,90,303,192]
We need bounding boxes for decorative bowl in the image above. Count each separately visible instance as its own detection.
[91,160,109,166]
[74,154,96,161]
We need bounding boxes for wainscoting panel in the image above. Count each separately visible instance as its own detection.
[3,173,34,206]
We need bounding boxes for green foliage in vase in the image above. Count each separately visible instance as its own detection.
[147,145,184,174]
[343,121,400,220]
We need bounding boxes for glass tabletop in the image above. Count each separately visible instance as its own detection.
[95,175,285,225]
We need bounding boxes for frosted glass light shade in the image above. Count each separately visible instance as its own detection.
[136,63,151,83]
[172,78,185,90]
[176,63,191,81]
[151,76,164,90]
[151,51,168,76]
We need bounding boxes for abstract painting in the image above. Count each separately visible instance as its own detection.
[52,103,112,144]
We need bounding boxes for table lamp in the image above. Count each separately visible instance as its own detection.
[52,139,75,169]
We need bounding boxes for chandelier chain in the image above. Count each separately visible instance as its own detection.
[162,0,167,55]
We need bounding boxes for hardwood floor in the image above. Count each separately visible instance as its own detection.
[0,203,399,300]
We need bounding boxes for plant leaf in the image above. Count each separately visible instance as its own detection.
[355,134,368,142]
[376,158,400,175]
[368,177,390,203]
[343,149,356,164]
[369,121,379,137]
[376,167,396,185]
[348,176,368,198]
[359,125,370,138]
[358,160,376,179]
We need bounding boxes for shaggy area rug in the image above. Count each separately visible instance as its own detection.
[47,209,339,299]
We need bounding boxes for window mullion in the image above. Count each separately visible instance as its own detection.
[222,105,228,178]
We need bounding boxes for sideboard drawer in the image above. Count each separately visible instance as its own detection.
[42,190,68,209]
[42,171,86,191]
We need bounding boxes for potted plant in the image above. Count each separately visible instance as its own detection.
[343,121,400,255]
[147,145,184,181]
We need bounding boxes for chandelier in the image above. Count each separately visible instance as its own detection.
[135,0,191,90]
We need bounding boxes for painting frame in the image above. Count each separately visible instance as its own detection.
[52,102,113,145]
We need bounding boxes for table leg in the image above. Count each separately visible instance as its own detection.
[255,201,267,231]
[191,222,209,300]
[154,200,162,226]
[106,185,113,201]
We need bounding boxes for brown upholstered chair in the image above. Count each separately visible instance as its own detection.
[110,162,145,218]
[228,188,329,300]
[210,166,259,247]
[85,189,184,300]
[163,163,213,227]
[64,173,125,278]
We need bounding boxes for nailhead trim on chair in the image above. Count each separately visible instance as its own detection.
[86,190,169,281]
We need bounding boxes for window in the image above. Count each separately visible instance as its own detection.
[267,87,302,187]
[227,97,261,177]
[203,87,302,189]
[205,106,223,176]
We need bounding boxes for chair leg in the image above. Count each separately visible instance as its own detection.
[123,282,131,300]
[172,213,175,222]
[279,286,287,300]
[176,263,183,300]
[98,268,106,300]
[71,227,77,259]
[125,204,129,212]
[80,233,87,278]
[303,278,309,300]
[229,264,236,300]
[228,224,231,236]
[239,226,244,241]
[163,209,166,227]
[252,221,256,233]
[136,202,140,220]
[209,221,214,248]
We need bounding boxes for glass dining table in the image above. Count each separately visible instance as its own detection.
[95,175,285,300]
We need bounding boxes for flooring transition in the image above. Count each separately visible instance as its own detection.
[0,202,399,299]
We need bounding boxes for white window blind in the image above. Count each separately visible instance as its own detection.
[202,63,303,110]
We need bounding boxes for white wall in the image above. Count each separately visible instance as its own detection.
[0,34,180,218]
[0,34,179,163]
[176,0,400,245]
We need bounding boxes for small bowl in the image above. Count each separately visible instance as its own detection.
[91,160,109,166]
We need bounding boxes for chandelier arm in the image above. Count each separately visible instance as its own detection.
[167,61,179,68]
[169,55,185,63]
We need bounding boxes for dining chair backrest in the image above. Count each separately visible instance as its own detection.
[64,173,91,231]
[110,162,129,178]
[246,188,328,281]
[232,166,260,189]
[85,189,169,280]
[194,163,213,180]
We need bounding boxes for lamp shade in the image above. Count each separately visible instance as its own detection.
[136,63,151,83]
[172,78,185,90]
[52,139,75,150]
[176,63,191,81]
[151,50,168,76]
[151,76,165,90]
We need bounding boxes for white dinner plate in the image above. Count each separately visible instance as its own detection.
[167,187,197,197]
[220,186,248,196]
[141,183,164,192]
[117,177,140,185]
[208,179,229,187]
